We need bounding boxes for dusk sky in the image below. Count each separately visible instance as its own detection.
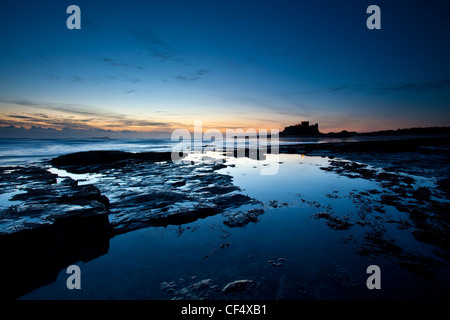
[0,0,449,136]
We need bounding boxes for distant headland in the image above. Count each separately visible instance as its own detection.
[280,121,450,137]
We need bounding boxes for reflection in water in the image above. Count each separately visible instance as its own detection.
[3,150,450,300]
[0,213,111,299]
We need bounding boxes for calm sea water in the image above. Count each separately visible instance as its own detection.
[0,135,394,166]
[0,138,176,166]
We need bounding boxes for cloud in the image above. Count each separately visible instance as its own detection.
[379,77,450,91]
[1,114,96,131]
[1,111,179,133]
[1,98,111,118]
[102,119,170,128]
[0,125,172,139]
[100,55,145,70]
[8,115,36,120]
[324,77,450,94]
[71,75,87,83]
[132,31,183,62]
[0,98,181,131]
[175,69,209,82]
[82,18,101,32]
[34,54,52,62]
[328,85,352,92]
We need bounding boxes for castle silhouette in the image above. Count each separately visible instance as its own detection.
[280,121,321,136]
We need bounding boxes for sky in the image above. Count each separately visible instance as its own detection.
[0,0,449,137]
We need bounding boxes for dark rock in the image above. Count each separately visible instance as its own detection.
[313,212,353,230]
[402,176,416,185]
[196,185,240,195]
[380,193,398,206]
[412,187,431,201]
[437,177,450,196]
[172,279,219,300]
[125,191,186,207]
[223,208,265,228]
[51,150,184,173]
[149,207,219,227]
[213,193,254,207]
[222,280,256,293]
[170,180,186,187]
[60,184,110,207]
[160,281,177,294]
[0,212,112,300]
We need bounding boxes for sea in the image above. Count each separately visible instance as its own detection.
[0,135,426,166]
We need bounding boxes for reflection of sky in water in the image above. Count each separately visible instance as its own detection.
[47,167,102,186]
[0,190,22,208]
[221,154,381,204]
[8,143,449,299]
[18,152,450,300]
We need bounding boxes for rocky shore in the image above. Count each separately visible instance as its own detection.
[1,136,449,299]
[0,151,258,299]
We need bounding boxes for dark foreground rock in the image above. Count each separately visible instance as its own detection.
[222,279,257,293]
[0,212,112,300]
[223,208,265,228]
[51,150,182,173]
[2,154,258,236]
[0,166,110,233]
[280,136,450,179]
[1,153,260,299]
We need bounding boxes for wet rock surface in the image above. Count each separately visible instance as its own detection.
[160,278,258,299]
[313,212,353,231]
[0,166,109,233]
[93,160,258,234]
[0,151,259,299]
[0,152,257,236]
[164,278,220,300]
[288,138,450,279]
[50,150,178,173]
[319,157,450,257]
[223,208,265,228]
[222,279,257,293]
[0,212,111,299]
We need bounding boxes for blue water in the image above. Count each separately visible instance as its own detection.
[2,137,449,299]
[17,152,450,300]
[0,138,177,166]
[0,135,396,166]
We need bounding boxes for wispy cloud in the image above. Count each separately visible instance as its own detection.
[379,77,450,91]
[100,55,145,70]
[324,77,450,94]
[0,98,181,131]
[132,31,183,62]
[175,69,209,82]
[1,114,98,131]
[70,75,87,83]
[1,98,110,117]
